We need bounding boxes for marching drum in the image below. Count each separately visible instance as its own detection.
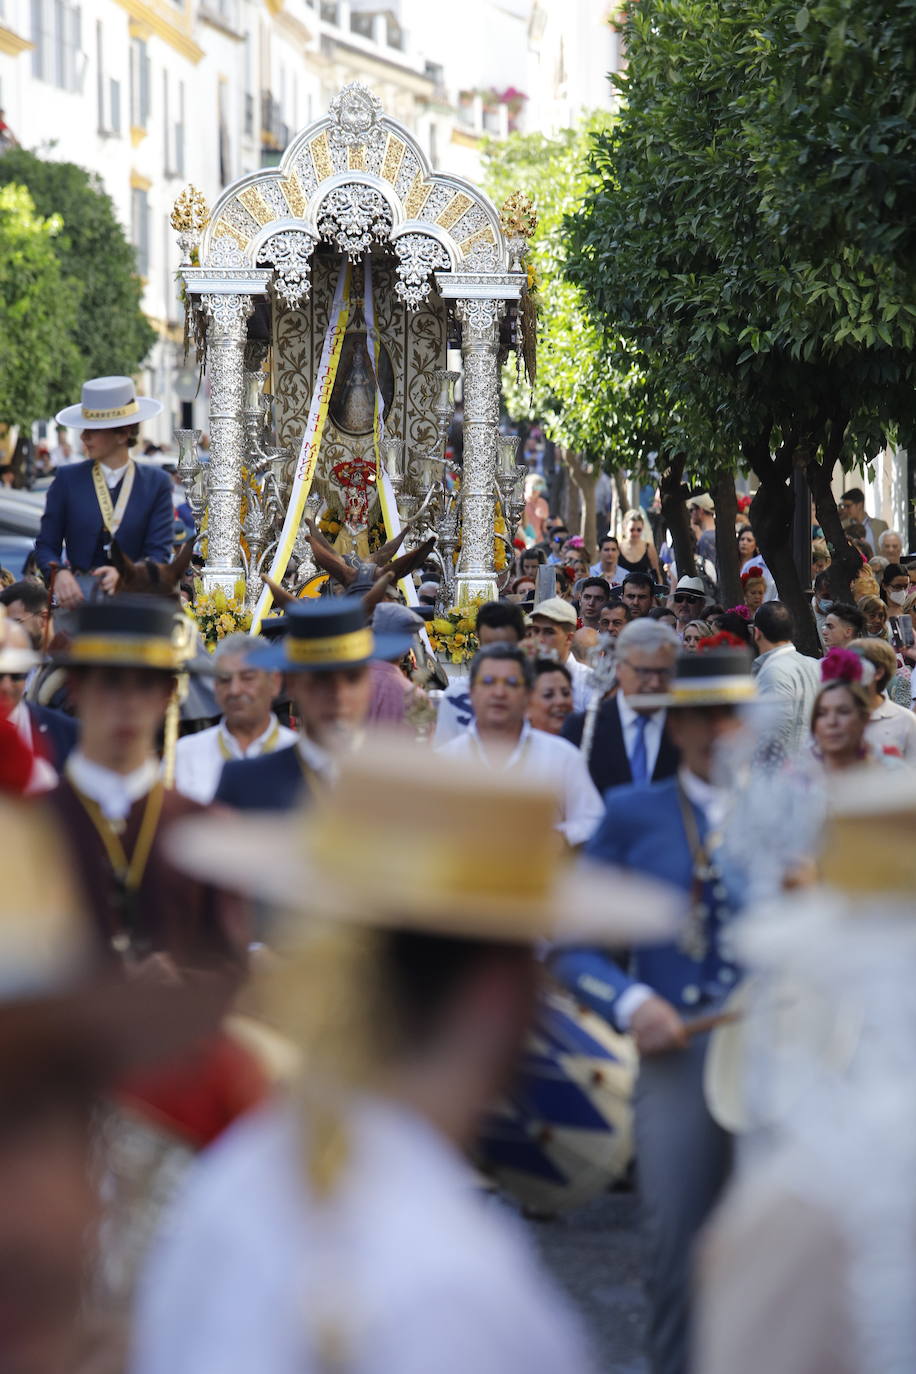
[477,985,637,1216]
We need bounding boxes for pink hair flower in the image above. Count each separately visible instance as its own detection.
[820,647,863,685]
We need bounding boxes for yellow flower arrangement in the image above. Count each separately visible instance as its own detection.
[190,578,252,649]
[425,597,487,664]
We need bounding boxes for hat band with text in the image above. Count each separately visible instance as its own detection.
[82,400,140,421]
[285,628,374,664]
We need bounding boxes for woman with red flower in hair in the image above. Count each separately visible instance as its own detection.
[807,648,904,773]
[740,567,768,614]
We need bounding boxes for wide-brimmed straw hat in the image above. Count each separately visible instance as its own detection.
[632,646,757,711]
[248,599,412,674]
[53,598,209,674]
[168,736,683,945]
[55,376,162,430]
[703,766,912,1132]
[0,798,223,1085]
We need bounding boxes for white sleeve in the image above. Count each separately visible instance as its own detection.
[615,983,655,1030]
[560,744,606,846]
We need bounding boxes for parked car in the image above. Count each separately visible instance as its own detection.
[0,534,36,579]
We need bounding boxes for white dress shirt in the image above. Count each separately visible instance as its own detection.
[174,714,296,804]
[296,733,335,780]
[437,721,604,846]
[565,653,594,713]
[616,692,666,781]
[615,767,725,1031]
[98,460,131,489]
[866,696,916,765]
[132,1098,596,1374]
[65,750,161,821]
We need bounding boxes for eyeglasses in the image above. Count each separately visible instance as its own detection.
[478,674,526,688]
[673,593,703,605]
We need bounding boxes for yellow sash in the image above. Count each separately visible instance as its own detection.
[92,460,136,535]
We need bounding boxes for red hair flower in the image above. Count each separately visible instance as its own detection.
[698,631,746,651]
[820,647,863,685]
[740,565,764,584]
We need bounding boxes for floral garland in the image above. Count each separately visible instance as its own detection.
[190,579,252,649]
[427,597,486,664]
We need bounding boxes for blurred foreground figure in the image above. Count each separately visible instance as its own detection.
[133,741,680,1374]
[0,797,217,1374]
[697,770,916,1374]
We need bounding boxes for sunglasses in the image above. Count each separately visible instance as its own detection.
[478,674,526,688]
[0,672,27,683]
[673,593,703,604]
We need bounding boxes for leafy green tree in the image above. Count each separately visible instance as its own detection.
[0,183,80,428]
[568,0,916,652]
[481,118,666,546]
[0,150,155,415]
[481,117,742,595]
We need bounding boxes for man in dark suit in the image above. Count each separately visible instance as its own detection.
[215,599,411,812]
[552,647,756,1374]
[33,376,172,609]
[562,618,680,795]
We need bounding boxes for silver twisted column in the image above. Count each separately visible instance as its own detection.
[455,298,505,605]
[201,292,254,593]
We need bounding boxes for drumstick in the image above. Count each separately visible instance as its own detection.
[683,1008,743,1039]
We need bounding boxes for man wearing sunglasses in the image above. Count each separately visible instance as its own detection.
[437,643,603,846]
[671,575,709,634]
[0,613,76,778]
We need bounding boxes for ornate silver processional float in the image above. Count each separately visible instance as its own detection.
[170,81,535,628]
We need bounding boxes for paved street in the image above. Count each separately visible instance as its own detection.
[529,1188,648,1373]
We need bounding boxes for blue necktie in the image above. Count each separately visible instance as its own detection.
[630,713,649,784]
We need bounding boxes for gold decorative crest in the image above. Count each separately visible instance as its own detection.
[170,185,210,235]
[500,190,538,240]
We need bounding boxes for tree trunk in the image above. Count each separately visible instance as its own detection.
[712,470,741,609]
[660,455,695,581]
[561,446,599,552]
[749,472,821,658]
[806,456,861,602]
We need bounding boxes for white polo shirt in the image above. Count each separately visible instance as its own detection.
[173,714,296,803]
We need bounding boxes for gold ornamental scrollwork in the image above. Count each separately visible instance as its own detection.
[170,185,210,235]
[500,191,538,241]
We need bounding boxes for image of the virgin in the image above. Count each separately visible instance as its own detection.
[329,331,395,436]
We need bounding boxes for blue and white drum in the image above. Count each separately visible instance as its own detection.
[477,985,637,1215]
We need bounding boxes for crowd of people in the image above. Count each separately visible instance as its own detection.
[0,379,914,1374]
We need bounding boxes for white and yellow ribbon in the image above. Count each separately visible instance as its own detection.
[251,258,352,633]
[92,460,136,536]
[363,256,422,613]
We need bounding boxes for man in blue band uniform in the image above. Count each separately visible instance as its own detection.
[551,647,755,1374]
[34,377,174,609]
[214,599,412,812]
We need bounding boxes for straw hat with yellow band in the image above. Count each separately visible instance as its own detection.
[703,766,916,1134]
[169,734,683,947]
[55,376,162,431]
[53,598,210,674]
[168,738,683,1202]
[631,645,757,711]
[247,598,412,674]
